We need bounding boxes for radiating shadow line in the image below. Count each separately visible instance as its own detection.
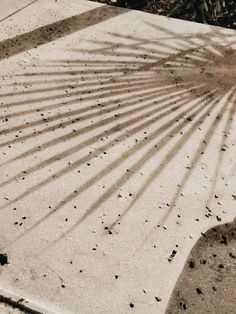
[12,66,160,76]
[205,93,236,207]
[0,90,210,249]
[5,68,183,95]
[159,90,235,222]
[0,84,190,159]
[87,31,194,58]
[1,85,193,165]
[34,61,150,68]
[70,47,166,62]
[145,21,207,48]
[81,33,194,60]
[11,49,205,86]
[110,92,230,229]
[79,43,206,75]
[0,72,156,99]
[0,87,195,187]
[144,23,236,69]
[70,29,224,80]
[86,29,193,59]
[1,21,235,253]
[47,95,219,246]
[0,78,166,133]
[0,31,222,127]
[0,77,173,126]
[81,38,174,60]
[0,4,126,61]
[140,91,234,244]
[6,25,229,92]
[0,73,163,110]
[49,59,149,65]
[0,87,201,209]
[2,92,213,250]
[107,30,195,46]
[0,87,165,153]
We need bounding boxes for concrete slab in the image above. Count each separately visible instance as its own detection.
[0,0,37,23]
[0,0,235,313]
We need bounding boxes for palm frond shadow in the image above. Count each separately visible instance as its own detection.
[0,22,235,250]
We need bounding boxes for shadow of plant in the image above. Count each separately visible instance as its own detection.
[0,21,235,250]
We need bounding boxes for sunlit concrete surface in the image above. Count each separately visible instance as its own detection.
[0,0,235,313]
[0,0,36,22]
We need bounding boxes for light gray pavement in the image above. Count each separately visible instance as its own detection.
[0,0,235,313]
[0,0,37,23]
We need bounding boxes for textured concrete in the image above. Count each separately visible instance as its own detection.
[0,0,235,313]
[0,0,36,22]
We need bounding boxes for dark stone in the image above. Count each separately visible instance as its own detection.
[0,253,8,266]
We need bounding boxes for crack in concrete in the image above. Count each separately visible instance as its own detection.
[0,0,38,24]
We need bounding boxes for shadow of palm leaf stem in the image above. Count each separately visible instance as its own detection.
[0,21,235,252]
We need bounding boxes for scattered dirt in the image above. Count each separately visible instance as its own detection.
[166,221,236,313]
[0,253,8,266]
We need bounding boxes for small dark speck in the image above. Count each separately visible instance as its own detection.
[61,284,65,288]
[115,275,119,279]
[188,260,195,269]
[219,264,224,269]
[0,253,8,266]
[216,216,221,221]
[130,303,134,308]
[221,235,227,245]
[168,250,177,262]
[196,288,203,295]
[155,297,161,302]
[180,302,187,310]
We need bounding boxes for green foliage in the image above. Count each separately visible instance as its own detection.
[168,0,236,28]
